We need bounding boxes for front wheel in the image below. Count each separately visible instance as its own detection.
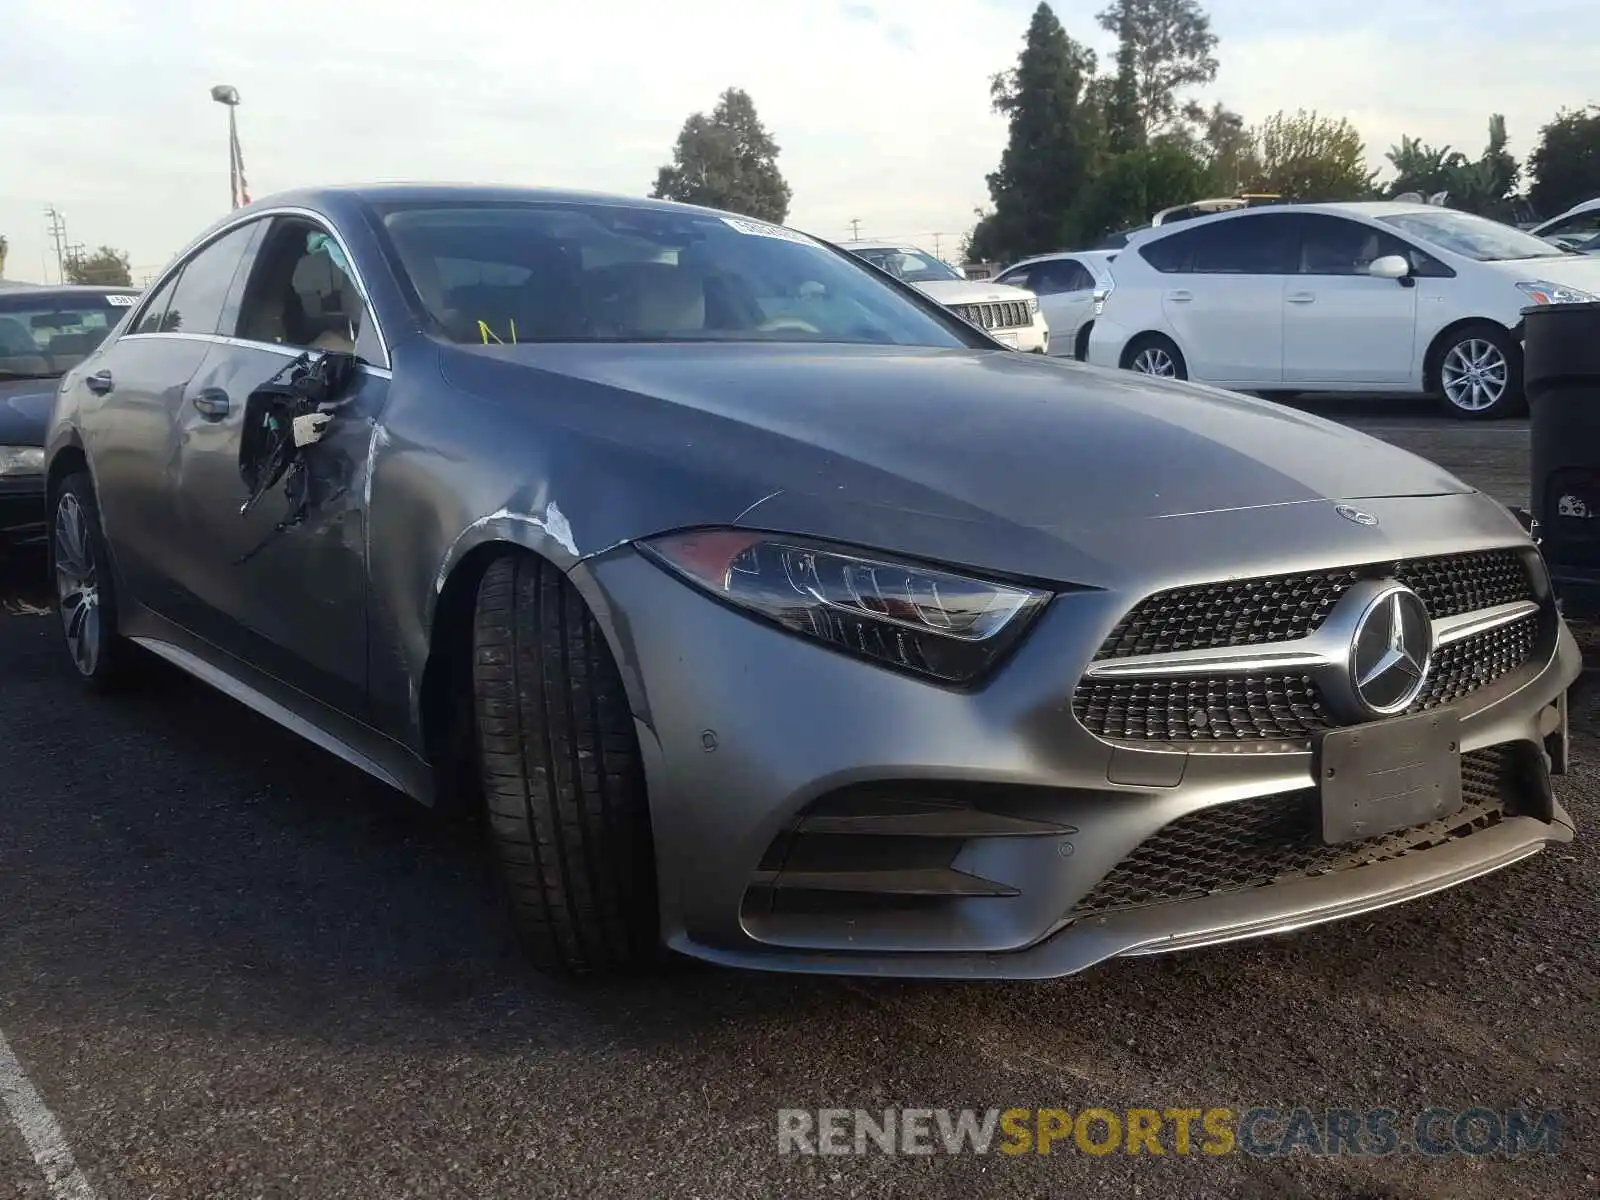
[49,472,136,689]
[1435,324,1524,420]
[470,551,660,973]
[1122,334,1188,380]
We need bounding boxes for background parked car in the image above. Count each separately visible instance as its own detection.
[1530,197,1600,253]
[1086,202,1600,419]
[993,249,1117,360]
[1,284,139,547]
[844,243,1049,352]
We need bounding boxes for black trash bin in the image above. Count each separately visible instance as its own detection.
[1525,300,1600,620]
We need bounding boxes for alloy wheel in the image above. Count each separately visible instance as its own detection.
[53,492,101,676]
[1130,346,1177,377]
[1440,339,1509,413]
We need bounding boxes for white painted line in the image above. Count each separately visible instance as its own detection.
[0,1027,101,1200]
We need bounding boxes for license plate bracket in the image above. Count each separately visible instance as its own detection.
[1314,709,1463,844]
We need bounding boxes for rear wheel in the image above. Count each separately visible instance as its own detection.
[49,472,136,689]
[1434,323,1524,420]
[470,552,659,973]
[1122,333,1187,380]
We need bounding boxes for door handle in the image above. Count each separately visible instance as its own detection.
[1165,290,1193,303]
[85,369,114,395]
[1287,292,1316,304]
[192,388,231,419]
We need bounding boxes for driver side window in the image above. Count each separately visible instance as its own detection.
[232,218,382,363]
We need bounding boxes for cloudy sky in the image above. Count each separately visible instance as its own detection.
[3,0,1594,282]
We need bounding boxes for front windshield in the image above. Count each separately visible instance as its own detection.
[1377,210,1569,262]
[0,294,134,378]
[379,203,970,348]
[849,246,964,284]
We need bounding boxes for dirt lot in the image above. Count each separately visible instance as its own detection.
[2,402,1595,1199]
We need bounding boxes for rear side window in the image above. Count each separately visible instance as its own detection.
[1032,259,1096,294]
[1139,214,1297,275]
[131,274,182,335]
[158,224,257,336]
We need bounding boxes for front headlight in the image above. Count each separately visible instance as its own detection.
[1027,296,1039,316]
[0,446,45,477]
[1517,280,1598,305]
[638,529,1052,683]
[1092,288,1110,317]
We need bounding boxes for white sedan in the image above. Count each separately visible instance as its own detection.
[845,244,1050,353]
[1086,201,1600,419]
[1530,198,1600,254]
[992,249,1118,361]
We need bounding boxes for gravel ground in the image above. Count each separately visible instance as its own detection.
[2,400,1596,1199]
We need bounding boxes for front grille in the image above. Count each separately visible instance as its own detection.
[1071,615,1540,743]
[1066,745,1521,919]
[951,300,1031,331]
[1094,549,1533,662]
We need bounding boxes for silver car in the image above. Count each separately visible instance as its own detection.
[43,184,1579,978]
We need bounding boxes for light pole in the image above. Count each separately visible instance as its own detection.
[210,85,247,209]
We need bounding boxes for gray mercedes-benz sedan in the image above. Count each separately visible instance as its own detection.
[44,184,1579,977]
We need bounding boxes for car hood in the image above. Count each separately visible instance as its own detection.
[913,279,1037,304]
[1485,254,1600,289]
[443,343,1489,585]
[0,378,58,446]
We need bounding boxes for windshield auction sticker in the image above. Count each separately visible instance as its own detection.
[720,216,817,246]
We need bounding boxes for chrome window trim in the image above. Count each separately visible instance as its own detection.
[114,329,391,379]
[121,205,392,369]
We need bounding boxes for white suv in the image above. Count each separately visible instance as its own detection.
[845,244,1050,353]
[1086,201,1600,419]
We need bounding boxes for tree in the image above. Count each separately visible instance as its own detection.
[1385,133,1457,198]
[1198,102,1259,196]
[1075,136,1209,242]
[1246,110,1375,201]
[0,234,8,280]
[1529,106,1600,218]
[1385,116,1519,218]
[64,245,132,287]
[1102,12,1145,155]
[650,88,792,223]
[970,3,1100,261]
[1095,0,1218,138]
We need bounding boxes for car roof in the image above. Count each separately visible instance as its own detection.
[845,243,931,255]
[245,182,772,223]
[1534,197,1600,229]
[999,249,1118,275]
[1119,200,1451,246]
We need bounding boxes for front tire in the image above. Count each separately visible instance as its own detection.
[1122,333,1188,380]
[49,472,135,689]
[470,552,659,973]
[1435,323,1524,420]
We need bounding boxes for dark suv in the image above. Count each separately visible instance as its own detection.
[1,285,139,546]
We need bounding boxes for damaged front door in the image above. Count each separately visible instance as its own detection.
[164,215,387,717]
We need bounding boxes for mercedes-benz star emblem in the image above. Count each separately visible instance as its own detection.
[1349,585,1433,715]
[1335,504,1379,527]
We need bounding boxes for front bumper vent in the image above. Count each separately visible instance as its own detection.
[1064,742,1541,920]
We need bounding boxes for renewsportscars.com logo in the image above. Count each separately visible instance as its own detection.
[777,1107,1563,1158]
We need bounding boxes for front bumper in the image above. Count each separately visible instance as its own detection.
[581,529,1580,981]
[0,476,46,546]
[992,316,1048,354]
